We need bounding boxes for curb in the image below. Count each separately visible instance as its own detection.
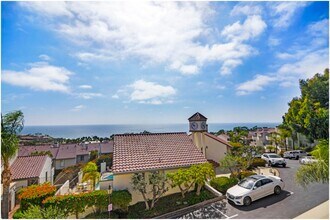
[155,196,226,219]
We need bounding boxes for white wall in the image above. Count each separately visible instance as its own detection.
[39,156,53,184]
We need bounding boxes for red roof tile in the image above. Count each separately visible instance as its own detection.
[113,132,207,174]
[18,145,59,158]
[10,155,49,180]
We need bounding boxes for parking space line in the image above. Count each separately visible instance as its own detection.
[210,204,229,218]
[227,214,238,219]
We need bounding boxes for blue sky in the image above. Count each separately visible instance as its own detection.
[1,1,329,125]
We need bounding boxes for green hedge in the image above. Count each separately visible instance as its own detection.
[43,190,109,218]
[231,171,257,180]
[18,182,56,211]
[210,177,238,194]
[250,158,266,168]
[110,190,132,212]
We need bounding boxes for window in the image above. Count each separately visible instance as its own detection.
[45,171,48,182]
[79,155,84,161]
[60,160,64,167]
[261,178,273,185]
[255,180,262,188]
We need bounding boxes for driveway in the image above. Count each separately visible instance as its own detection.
[179,160,329,219]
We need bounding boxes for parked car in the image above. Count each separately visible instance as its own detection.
[261,153,286,167]
[289,150,307,160]
[283,151,292,159]
[226,175,285,206]
[299,156,318,165]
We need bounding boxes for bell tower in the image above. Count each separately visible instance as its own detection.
[188,112,208,156]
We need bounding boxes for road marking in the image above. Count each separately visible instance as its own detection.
[227,214,239,219]
[210,203,238,219]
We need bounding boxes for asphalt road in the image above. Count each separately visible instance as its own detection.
[180,160,329,219]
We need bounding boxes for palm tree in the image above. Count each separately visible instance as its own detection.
[1,110,24,219]
[295,140,329,187]
[82,162,100,190]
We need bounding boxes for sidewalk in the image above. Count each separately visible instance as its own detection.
[216,167,280,178]
[294,200,329,219]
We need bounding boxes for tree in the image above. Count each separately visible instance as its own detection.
[111,190,132,212]
[131,173,149,210]
[167,168,194,198]
[131,171,169,210]
[190,163,215,196]
[1,110,24,219]
[82,162,100,190]
[283,69,329,141]
[295,140,329,187]
[89,150,99,161]
[269,132,281,153]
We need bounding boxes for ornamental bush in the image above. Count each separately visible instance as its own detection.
[250,158,266,168]
[18,182,56,211]
[42,190,109,218]
[230,170,257,180]
[111,190,132,212]
[210,177,238,194]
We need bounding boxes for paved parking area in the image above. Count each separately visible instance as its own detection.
[178,160,329,219]
[179,200,238,219]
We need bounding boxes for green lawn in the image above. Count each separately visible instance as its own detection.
[85,188,215,219]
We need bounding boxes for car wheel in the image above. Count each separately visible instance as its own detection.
[296,156,299,160]
[274,186,281,195]
[268,161,272,167]
[243,196,252,206]
[283,164,286,167]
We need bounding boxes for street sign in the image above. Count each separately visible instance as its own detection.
[108,204,113,212]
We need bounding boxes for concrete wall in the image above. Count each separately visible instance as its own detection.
[113,169,182,205]
[39,156,53,184]
[204,135,228,163]
[54,158,76,170]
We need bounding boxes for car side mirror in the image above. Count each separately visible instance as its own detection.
[253,186,257,190]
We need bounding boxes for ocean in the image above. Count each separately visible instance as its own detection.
[21,123,280,139]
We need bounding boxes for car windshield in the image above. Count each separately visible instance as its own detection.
[268,154,281,158]
[238,178,256,189]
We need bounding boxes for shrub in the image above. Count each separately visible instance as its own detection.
[13,205,67,219]
[230,170,257,180]
[250,158,266,168]
[111,190,132,212]
[210,177,238,194]
[18,182,56,211]
[43,190,109,218]
[13,209,24,219]
[96,154,113,170]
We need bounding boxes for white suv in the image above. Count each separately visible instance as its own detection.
[289,150,307,160]
[261,153,286,167]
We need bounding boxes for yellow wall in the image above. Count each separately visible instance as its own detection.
[113,169,184,205]
[204,135,228,163]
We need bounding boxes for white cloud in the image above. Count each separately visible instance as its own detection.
[76,92,103,99]
[236,75,276,95]
[230,4,262,16]
[221,15,267,42]
[19,2,264,76]
[129,80,176,104]
[71,105,85,112]
[220,59,242,75]
[308,19,329,37]
[112,94,119,99]
[237,48,328,95]
[79,85,92,89]
[268,37,280,47]
[39,54,51,61]
[2,62,72,92]
[268,2,308,28]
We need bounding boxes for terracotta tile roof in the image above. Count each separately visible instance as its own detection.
[10,155,48,180]
[204,132,232,147]
[100,141,113,154]
[113,132,207,174]
[56,144,77,159]
[18,145,59,158]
